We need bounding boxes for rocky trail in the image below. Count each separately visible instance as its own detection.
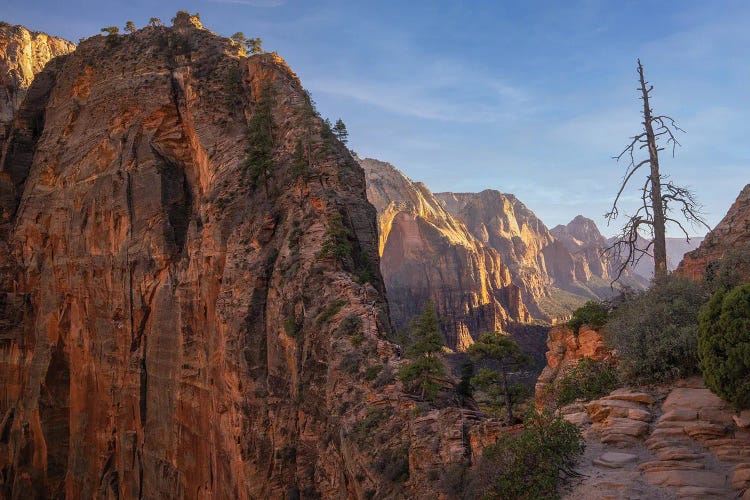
[561,378,750,499]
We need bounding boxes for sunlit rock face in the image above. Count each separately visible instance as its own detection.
[361,158,526,349]
[0,23,74,152]
[364,157,650,346]
[676,184,750,281]
[0,17,470,499]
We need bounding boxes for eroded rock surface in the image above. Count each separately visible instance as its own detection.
[0,17,470,498]
[676,184,750,281]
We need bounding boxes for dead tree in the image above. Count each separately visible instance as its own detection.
[605,59,709,281]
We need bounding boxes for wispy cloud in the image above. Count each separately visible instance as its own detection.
[307,60,530,124]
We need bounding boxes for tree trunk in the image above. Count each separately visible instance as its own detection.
[501,362,514,425]
[638,59,668,279]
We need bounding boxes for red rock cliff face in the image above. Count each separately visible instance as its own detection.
[675,184,750,281]
[361,158,528,350]
[0,17,468,499]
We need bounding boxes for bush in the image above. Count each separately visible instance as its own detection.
[550,357,618,407]
[698,283,750,410]
[567,300,608,334]
[315,300,347,327]
[605,275,707,385]
[469,411,583,499]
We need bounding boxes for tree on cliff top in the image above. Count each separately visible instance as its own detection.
[605,59,708,281]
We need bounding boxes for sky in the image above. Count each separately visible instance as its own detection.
[4,1,749,237]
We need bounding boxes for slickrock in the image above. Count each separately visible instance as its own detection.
[0,16,473,498]
[593,452,639,468]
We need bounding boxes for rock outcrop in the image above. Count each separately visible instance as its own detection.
[676,184,750,281]
[534,325,610,406]
[361,158,529,349]
[0,17,469,498]
[0,22,74,152]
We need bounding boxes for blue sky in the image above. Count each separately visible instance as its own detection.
[4,1,749,236]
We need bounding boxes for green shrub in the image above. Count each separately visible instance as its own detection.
[698,283,750,410]
[469,411,583,499]
[551,357,618,407]
[283,316,300,338]
[315,300,347,327]
[317,212,352,261]
[335,313,362,336]
[605,275,707,384]
[364,365,382,381]
[373,447,409,483]
[567,300,608,334]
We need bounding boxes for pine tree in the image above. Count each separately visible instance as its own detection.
[333,118,348,145]
[468,332,531,424]
[124,21,136,33]
[398,302,446,400]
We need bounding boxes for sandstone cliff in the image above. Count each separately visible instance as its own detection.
[437,192,641,320]
[0,22,74,152]
[361,157,529,350]
[0,16,470,498]
[676,184,750,281]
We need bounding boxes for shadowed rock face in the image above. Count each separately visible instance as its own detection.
[0,17,470,499]
[676,184,750,281]
[361,158,528,349]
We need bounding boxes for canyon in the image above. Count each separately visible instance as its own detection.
[0,12,739,500]
[362,157,653,348]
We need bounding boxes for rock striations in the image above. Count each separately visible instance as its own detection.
[676,184,750,281]
[0,16,469,498]
[361,157,527,350]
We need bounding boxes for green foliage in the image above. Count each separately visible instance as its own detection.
[373,364,395,388]
[333,118,348,145]
[467,332,531,423]
[353,407,392,439]
[291,139,310,178]
[242,82,276,193]
[124,21,136,33]
[698,284,750,410]
[605,275,707,385]
[364,365,382,381]
[335,313,362,337]
[472,411,583,500]
[550,357,618,407]
[704,243,750,294]
[317,212,352,261]
[315,300,347,327]
[283,316,300,339]
[397,302,447,400]
[373,447,409,483]
[100,26,119,36]
[456,358,474,402]
[340,351,362,374]
[398,356,445,400]
[406,302,444,357]
[148,17,163,27]
[567,300,608,334]
[350,333,364,347]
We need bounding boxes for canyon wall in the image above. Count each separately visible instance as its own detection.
[676,184,750,281]
[0,16,468,498]
[361,158,528,350]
